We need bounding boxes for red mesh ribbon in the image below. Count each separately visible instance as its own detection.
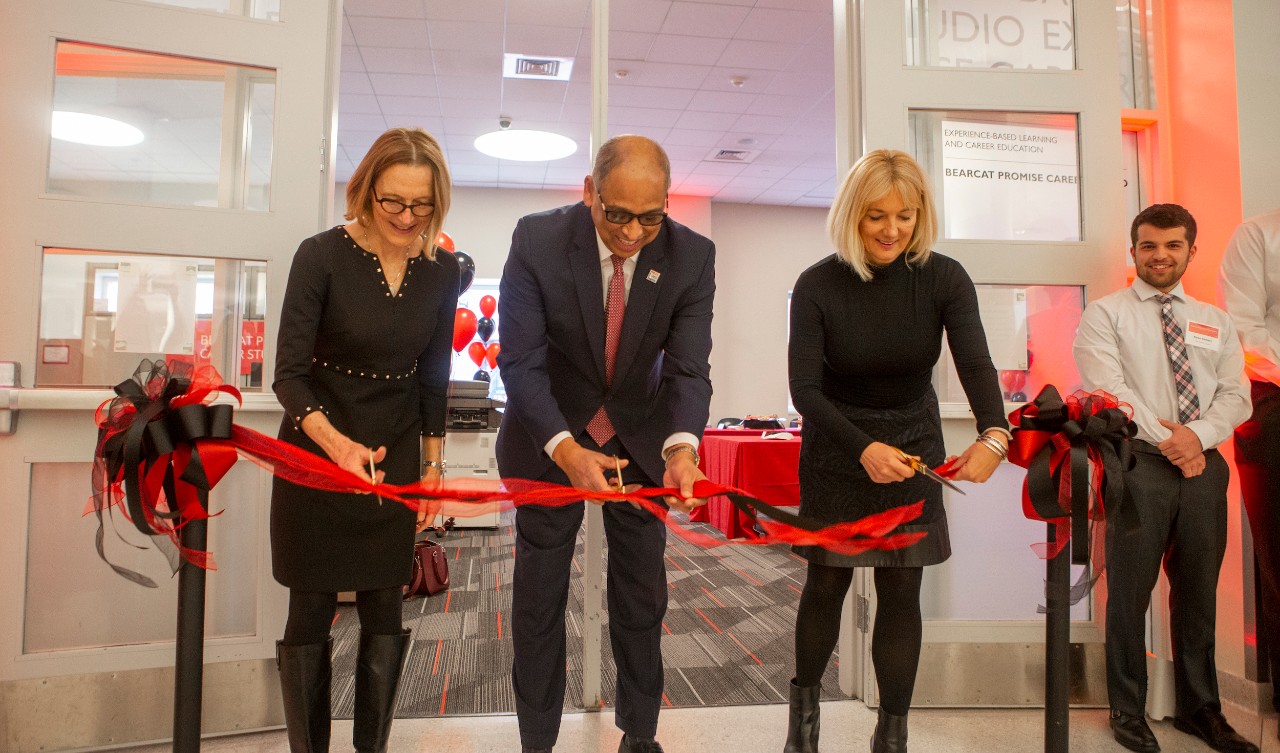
[91,360,931,584]
[1006,385,1135,568]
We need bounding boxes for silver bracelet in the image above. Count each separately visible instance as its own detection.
[424,459,446,472]
[975,434,1007,459]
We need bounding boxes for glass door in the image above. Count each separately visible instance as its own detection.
[844,0,1129,707]
[0,1,339,750]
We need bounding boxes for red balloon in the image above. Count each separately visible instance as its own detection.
[486,342,501,369]
[467,341,486,368]
[452,308,477,352]
[436,230,456,254]
[479,295,497,319]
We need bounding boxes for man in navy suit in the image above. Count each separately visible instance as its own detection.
[496,135,715,753]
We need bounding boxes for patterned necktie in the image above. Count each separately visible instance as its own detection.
[586,254,626,446]
[1156,293,1200,423]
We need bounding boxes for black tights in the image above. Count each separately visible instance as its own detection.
[793,562,924,716]
[282,586,404,645]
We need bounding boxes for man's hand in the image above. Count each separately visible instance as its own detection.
[1156,418,1204,467]
[860,442,915,484]
[552,438,628,501]
[1175,453,1206,478]
[663,448,706,513]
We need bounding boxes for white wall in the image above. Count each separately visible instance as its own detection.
[1234,0,1280,218]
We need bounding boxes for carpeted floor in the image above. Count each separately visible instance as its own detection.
[331,510,841,717]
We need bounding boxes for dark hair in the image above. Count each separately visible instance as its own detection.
[1130,203,1197,247]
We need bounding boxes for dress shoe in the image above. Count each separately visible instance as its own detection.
[1172,706,1259,753]
[618,734,665,753]
[1109,709,1160,752]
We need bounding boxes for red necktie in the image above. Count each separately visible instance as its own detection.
[586,255,626,446]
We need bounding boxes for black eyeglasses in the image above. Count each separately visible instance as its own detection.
[373,188,435,218]
[596,191,667,227]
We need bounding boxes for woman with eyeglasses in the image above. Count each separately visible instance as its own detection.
[270,127,459,753]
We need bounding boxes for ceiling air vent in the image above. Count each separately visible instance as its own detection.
[705,148,758,163]
[503,53,574,81]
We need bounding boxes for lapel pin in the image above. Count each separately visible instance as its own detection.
[646,269,661,284]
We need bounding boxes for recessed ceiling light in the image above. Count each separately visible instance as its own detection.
[474,129,577,162]
[51,111,144,146]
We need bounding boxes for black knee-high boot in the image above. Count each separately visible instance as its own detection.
[353,629,411,753]
[870,708,908,753]
[782,679,820,753]
[276,639,333,753]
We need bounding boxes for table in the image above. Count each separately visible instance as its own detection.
[690,429,801,539]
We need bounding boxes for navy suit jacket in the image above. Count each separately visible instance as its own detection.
[495,202,715,486]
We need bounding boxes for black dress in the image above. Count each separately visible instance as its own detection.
[787,252,1006,567]
[270,226,459,591]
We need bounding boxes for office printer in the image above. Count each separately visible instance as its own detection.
[446,379,504,431]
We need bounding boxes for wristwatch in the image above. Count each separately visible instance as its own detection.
[662,443,700,466]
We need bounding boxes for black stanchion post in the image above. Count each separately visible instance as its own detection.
[1044,522,1070,753]
[173,517,208,753]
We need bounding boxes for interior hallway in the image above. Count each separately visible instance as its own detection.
[120,701,1273,752]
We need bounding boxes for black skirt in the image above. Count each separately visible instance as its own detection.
[793,389,951,568]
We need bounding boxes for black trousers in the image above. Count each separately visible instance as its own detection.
[1235,380,1280,703]
[511,434,668,749]
[1105,442,1229,718]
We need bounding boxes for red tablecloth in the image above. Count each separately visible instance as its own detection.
[690,430,801,539]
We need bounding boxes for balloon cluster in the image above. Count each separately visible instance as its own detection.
[441,231,499,382]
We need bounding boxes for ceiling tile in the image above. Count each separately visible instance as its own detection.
[342,18,357,45]
[693,160,749,176]
[731,113,792,135]
[610,86,695,110]
[338,112,391,132]
[645,34,730,66]
[499,164,551,184]
[498,99,568,123]
[504,24,586,58]
[340,93,382,114]
[673,109,738,130]
[506,0,590,28]
[367,73,437,97]
[746,93,821,117]
[361,47,435,75]
[664,129,725,148]
[375,95,440,117]
[700,66,777,92]
[715,39,799,71]
[432,49,503,78]
[346,0,425,18]
[609,106,682,129]
[423,0,505,23]
[501,78,571,104]
[427,20,504,52]
[435,76,502,100]
[611,0,674,33]
[442,115,502,137]
[660,2,749,37]
[340,70,374,95]
[735,8,829,44]
[686,89,755,113]
[663,144,714,162]
[610,31,656,60]
[545,165,590,187]
[450,164,501,185]
[754,0,831,11]
[784,165,837,182]
[610,61,710,90]
[348,17,431,49]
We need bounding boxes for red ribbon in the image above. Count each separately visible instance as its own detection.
[92,360,931,582]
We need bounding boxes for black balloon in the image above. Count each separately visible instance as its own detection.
[472,369,491,382]
[476,317,495,343]
[452,249,476,294]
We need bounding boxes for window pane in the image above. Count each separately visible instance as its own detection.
[909,109,1081,242]
[37,249,267,390]
[48,41,276,210]
[905,0,1076,70]
[135,0,280,21]
[1117,0,1156,109]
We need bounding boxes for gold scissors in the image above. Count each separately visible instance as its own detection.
[894,448,966,495]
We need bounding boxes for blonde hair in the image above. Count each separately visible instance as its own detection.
[345,127,452,261]
[827,149,938,282]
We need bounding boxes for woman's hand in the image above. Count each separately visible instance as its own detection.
[948,440,1003,483]
[859,442,916,484]
[331,437,386,487]
[416,466,443,531]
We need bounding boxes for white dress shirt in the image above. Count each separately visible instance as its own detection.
[1220,208,1280,385]
[1073,277,1250,449]
[543,233,699,463]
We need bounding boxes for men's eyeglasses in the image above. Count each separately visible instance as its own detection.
[373,188,435,218]
[596,190,667,227]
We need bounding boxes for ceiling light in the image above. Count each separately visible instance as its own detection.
[474,122,577,162]
[52,111,144,146]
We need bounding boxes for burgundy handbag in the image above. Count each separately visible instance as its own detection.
[404,536,450,598]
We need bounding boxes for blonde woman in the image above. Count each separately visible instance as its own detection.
[784,150,1009,753]
[271,127,458,753]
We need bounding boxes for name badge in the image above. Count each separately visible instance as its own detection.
[1185,320,1221,351]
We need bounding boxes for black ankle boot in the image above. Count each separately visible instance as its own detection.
[782,678,820,753]
[353,629,411,753]
[870,708,908,753]
[276,639,332,753]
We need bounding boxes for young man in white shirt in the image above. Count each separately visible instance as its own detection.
[1074,203,1255,753]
